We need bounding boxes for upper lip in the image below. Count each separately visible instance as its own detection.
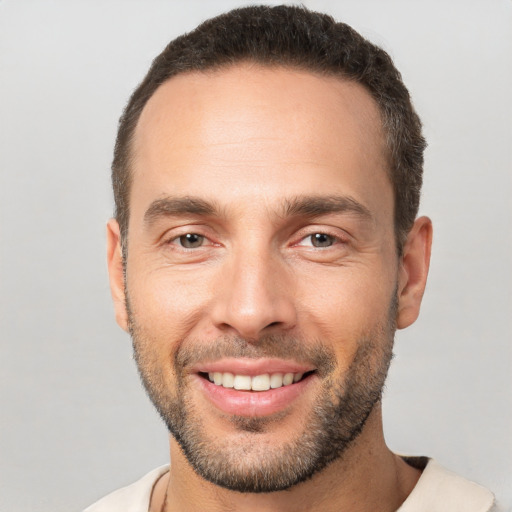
[192,357,315,376]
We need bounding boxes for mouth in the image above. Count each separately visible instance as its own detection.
[192,360,317,417]
[199,370,315,391]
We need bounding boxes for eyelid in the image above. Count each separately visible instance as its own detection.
[291,226,350,247]
[172,233,206,248]
[160,226,218,248]
[168,234,212,247]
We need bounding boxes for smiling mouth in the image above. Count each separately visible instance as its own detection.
[199,371,315,391]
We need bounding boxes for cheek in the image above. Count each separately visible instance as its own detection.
[294,266,395,360]
[127,265,214,339]
[127,272,207,385]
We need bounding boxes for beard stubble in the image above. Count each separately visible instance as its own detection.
[127,295,396,493]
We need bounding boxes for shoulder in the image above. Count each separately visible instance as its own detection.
[399,457,495,512]
[83,465,169,512]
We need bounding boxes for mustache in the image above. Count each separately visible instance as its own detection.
[175,334,336,377]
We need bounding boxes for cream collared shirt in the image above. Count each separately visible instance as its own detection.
[84,458,495,512]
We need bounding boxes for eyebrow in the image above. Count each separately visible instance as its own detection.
[282,195,373,220]
[144,196,220,225]
[143,194,373,226]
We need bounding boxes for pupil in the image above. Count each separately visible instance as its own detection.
[180,233,203,248]
[312,233,332,247]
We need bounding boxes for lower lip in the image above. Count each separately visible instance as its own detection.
[194,374,315,417]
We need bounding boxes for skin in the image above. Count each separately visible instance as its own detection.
[107,64,432,512]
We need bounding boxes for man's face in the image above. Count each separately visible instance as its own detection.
[113,65,403,491]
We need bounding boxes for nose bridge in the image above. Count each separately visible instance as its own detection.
[212,237,296,338]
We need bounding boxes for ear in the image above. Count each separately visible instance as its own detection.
[106,219,129,332]
[396,216,433,329]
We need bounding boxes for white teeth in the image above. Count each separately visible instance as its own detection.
[283,373,294,386]
[233,375,252,390]
[270,373,283,389]
[222,372,234,388]
[251,374,270,391]
[207,371,306,391]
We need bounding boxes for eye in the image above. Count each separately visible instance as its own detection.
[311,233,335,247]
[176,233,205,248]
[300,233,337,248]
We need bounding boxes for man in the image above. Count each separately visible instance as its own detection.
[86,5,495,511]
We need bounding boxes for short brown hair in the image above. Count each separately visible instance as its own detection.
[112,5,425,252]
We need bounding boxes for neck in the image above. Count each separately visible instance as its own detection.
[151,406,421,512]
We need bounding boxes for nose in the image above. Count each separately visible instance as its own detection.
[210,245,297,340]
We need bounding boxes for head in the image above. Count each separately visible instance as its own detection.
[112,4,425,256]
[107,5,432,495]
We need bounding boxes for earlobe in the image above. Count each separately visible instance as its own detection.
[396,216,433,329]
[106,219,129,332]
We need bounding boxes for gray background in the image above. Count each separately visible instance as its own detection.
[1,1,510,510]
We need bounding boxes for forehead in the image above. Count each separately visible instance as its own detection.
[130,64,390,217]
